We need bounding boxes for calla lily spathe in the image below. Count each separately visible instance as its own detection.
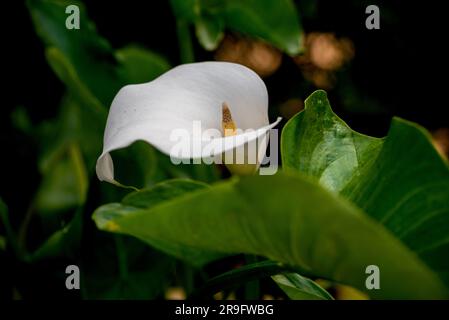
[96,61,281,183]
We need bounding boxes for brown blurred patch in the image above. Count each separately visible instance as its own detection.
[432,128,449,159]
[294,32,355,89]
[165,287,186,300]
[215,34,282,77]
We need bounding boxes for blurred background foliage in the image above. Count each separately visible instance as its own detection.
[1,0,448,299]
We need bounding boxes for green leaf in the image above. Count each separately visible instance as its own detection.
[93,173,448,299]
[94,180,224,266]
[272,273,334,300]
[171,0,303,54]
[281,90,449,287]
[281,90,384,193]
[82,234,175,299]
[29,0,219,190]
[29,0,211,189]
[191,260,319,298]
[31,95,101,225]
[116,46,171,84]
[10,106,33,134]
[28,0,173,108]
[45,47,106,115]
[36,94,103,174]
[111,141,220,189]
[27,0,122,105]
[110,141,161,189]
[222,0,303,55]
[160,157,221,184]
[29,207,83,261]
[195,15,224,51]
[0,198,19,254]
[192,260,284,297]
[169,0,198,21]
[122,179,209,208]
[35,143,88,214]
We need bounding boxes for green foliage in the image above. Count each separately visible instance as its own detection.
[11,0,447,301]
[94,180,224,266]
[27,0,121,106]
[272,273,333,300]
[93,91,449,299]
[81,234,176,299]
[170,0,303,54]
[29,207,83,261]
[93,173,448,299]
[0,199,18,254]
[21,0,213,299]
[282,90,449,287]
[35,142,87,214]
[116,46,171,84]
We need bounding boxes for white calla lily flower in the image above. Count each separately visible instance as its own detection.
[96,61,281,184]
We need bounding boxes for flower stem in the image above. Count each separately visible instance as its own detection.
[176,19,195,63]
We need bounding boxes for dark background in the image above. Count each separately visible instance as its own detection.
[4,1,449,128]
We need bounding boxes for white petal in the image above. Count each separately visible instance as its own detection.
[207,118,281,160]
[96,61,278,182]
[96,153,114,183]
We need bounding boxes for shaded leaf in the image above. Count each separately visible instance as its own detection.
[94,180,224,266]
[10,106,33,134]
[82,234,175,299]
[29,207,83,261]
[93,173,448,299]
[111,141,220,189]
[35,143,88,214]
[192,260,292,298]
[0,198,19,254]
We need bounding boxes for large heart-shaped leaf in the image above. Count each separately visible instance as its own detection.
[282,90,449,287]
[93,174,448,299]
